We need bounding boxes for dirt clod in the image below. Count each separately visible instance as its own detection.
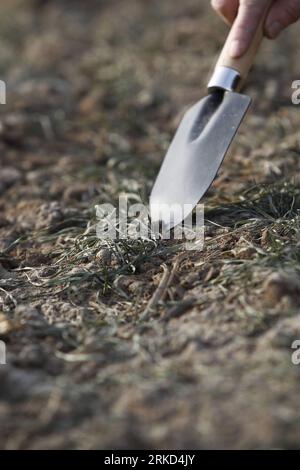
[263,272,300,308]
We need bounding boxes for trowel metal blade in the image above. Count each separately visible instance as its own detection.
[150,90,251,230]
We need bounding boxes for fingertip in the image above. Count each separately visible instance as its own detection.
[229,39,246,58]
[265,0,300,38]
[265,21,283,39]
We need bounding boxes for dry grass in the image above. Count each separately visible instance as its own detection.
[1,0,300,450]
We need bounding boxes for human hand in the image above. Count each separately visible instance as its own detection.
[211,0,300,58]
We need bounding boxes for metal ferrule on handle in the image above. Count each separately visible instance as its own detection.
[208,66,241,92]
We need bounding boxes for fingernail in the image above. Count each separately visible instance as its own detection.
[267,21,282,39]
[229,39,245,58]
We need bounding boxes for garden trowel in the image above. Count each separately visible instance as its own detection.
[150,1,272,230]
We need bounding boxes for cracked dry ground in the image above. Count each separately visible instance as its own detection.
[1,0,300,450]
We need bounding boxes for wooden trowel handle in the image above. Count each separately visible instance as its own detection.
[210,0,273,90]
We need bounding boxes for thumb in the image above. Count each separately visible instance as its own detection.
[265,0,300,39]
[229,0,270,58]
